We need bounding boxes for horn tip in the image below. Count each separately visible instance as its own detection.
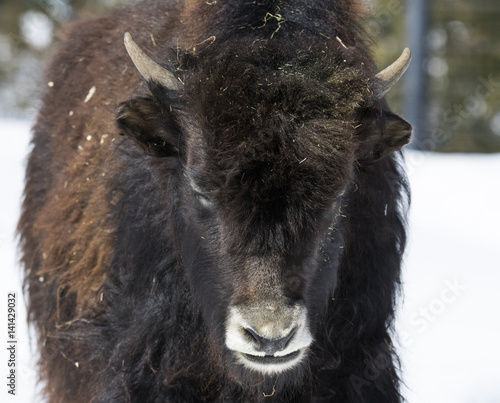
[124,32,133,46]
[402,47,412,62]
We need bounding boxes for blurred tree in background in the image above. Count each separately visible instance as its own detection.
[0,0,134,117]
[1,0,499,152]
[366,0,499,153]
[427,0,500,152]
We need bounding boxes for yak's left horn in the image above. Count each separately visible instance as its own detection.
[373,48,411,100]
[124,32,181,90]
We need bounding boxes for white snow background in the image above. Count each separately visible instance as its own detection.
[1,118,499,402]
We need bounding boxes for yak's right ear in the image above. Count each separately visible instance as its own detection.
[116,33,183,157]
[116,96,180,157]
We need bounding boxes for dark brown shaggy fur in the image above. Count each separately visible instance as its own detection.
[19,0,411,401]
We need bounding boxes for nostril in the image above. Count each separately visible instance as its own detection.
[243,327,264,344]
[243,326,298,355]
[282,326,297,348]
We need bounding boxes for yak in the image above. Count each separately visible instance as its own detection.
[18,0,412,401]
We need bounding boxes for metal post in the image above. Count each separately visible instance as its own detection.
[404,0,430,150]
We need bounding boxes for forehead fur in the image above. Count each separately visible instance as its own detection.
[183,42,370,206]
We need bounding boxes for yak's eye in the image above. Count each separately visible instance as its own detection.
[194,190,212,207]
[337,185,349,198]
[188,178,213,208]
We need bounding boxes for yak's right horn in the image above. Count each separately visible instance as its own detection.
[124,32,181,91]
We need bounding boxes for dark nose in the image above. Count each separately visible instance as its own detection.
[244,327,297,355]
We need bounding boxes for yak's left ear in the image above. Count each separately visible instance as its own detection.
[376,110,412,156]
[357,48,413,162]
[357,109,412,162]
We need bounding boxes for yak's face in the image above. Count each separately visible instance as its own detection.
[116,34,412,376]
[178,110,352,374]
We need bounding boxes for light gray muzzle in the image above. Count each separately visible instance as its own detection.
[225,300,313,373]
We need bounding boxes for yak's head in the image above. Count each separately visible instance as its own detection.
[116,33,411,378]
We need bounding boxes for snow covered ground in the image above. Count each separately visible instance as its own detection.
[1,118,499,402]
[1,119,39,402]
[400,151,500,403]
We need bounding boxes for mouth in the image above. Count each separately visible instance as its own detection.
[242,350,301,364]
[233,349,305,373]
